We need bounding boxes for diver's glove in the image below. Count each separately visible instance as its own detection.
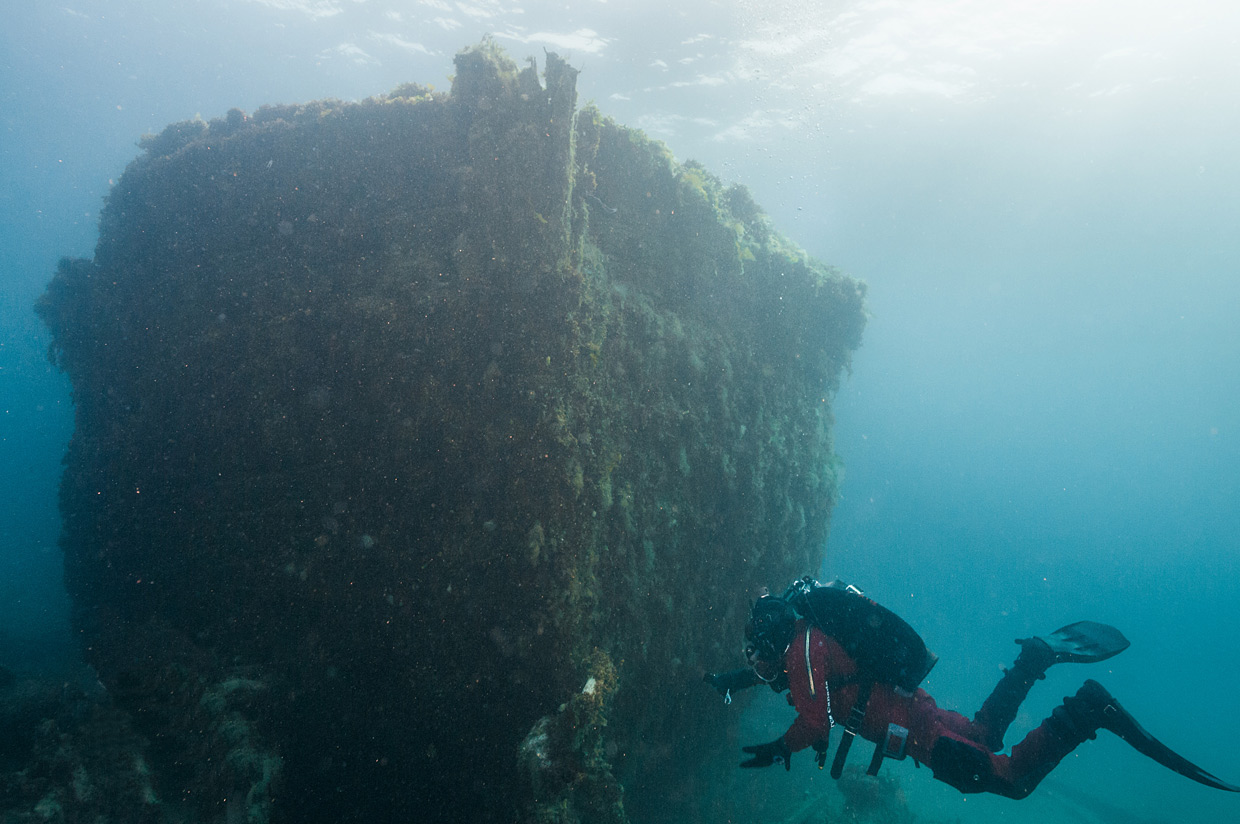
[703,668,763,698]
[740,737,792,770]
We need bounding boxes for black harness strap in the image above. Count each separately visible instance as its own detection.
[830,680,873,779]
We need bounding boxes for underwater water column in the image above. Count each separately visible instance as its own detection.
[37,42,865,824]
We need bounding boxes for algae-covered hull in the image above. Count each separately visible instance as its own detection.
[37,42,865,824]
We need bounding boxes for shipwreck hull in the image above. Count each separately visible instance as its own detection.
[38,43,865,824]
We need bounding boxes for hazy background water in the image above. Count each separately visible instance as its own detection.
[3,1,1238,821]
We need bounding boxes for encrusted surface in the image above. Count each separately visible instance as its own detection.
[37,41,865,823]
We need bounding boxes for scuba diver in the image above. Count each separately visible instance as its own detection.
[704,578,1239,799]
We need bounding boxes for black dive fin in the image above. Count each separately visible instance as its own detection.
[1083,679,1240,792]
[1039,621,1130,664]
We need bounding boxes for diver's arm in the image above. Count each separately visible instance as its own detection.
[703,667,764,695]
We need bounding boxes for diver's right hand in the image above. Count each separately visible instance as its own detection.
[702,668,763,696]
[702,671,728,695]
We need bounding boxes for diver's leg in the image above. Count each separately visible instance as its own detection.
[972,638,1056,751]
[999,679,1240,798]
[908,687,1083,799]
[934,683,1105,799]
[973,622,1130,752]
[994,689,1100,798]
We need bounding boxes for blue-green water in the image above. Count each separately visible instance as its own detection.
[4,2,1238,821]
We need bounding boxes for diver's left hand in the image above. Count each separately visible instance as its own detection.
[740,737,792,770]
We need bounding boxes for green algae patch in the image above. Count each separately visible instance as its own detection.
[37,41,865,824]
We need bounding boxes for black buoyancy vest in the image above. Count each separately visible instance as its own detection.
[783,577,937,694]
